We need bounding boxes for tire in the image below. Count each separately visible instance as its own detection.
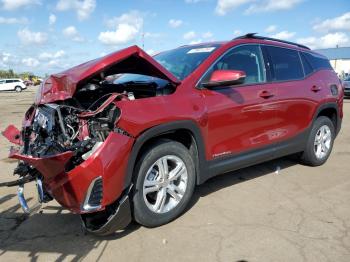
[300,116,335,166]
[14,86,22,92]
[132,139,195,227]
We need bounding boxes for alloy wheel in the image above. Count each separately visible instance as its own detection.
[314,125,332,159]
[142,155,188,214]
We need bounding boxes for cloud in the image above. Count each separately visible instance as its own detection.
[265,25,277,33]
[0,52,14,67]
[49,14,56,25]
[202,31,213,38]
[146,49,156,55]
[1,0,40,10]
[297,32,350,49]
[39,50,65,60]
[215,0,253,16]
[233,29,242,36]
[0,16,28,24]
[270,31,296,40]
[245,0,303,14]
[183,31,197,40]
[62,26,84,42]
[56,0,96,21]
[184,31,213,44]
[189,39,203,45]
[99,10,143,45]
[22,57,39,67]
[313,12,350,32]
[17,28,47,45]
[169,19,183,28]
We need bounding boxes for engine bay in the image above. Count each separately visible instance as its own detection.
[19,73,176,172]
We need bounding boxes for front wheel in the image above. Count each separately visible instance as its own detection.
[132,140,195,227]
[14,86,22,92]
[300,116,335,166]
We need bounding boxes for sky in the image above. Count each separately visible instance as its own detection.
[0,0,349,76]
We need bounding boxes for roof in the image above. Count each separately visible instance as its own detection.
[234,33,310,50]
[314,47,350,60]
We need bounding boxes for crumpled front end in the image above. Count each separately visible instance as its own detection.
[4,95,135,214]
[2,44,181,234]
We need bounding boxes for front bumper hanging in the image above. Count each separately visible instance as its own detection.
[18,178,44,214]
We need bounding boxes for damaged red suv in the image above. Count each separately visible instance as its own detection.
[3,34,343,235]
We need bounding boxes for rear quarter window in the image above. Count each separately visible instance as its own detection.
[302,52,333,71]
[265,46,304,81]
[300,52,313,76]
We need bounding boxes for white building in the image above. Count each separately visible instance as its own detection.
[315,47,350,77]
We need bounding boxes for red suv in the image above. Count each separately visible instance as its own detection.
[3,34,343,235]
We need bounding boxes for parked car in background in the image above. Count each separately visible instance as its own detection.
[0,79,26,92]
[23,80,34,87]
[2,33,343,236]
[343,76,350,96]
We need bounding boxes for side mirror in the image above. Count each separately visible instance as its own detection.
[202,70,246,89]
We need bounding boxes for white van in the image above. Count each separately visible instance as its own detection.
[0,79,27,92]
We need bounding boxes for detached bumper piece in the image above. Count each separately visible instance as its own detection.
[81,190,132,236]
[18,178,44,214]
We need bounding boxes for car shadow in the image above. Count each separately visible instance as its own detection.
[0,156,298,260]
[186,156,298,211]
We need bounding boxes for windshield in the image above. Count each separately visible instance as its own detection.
[154,44,220,80]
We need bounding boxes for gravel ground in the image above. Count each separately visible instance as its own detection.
[0,87,349,262]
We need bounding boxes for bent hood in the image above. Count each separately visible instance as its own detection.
[35,45,180,104]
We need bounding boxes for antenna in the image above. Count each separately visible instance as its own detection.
[142,23,145,50]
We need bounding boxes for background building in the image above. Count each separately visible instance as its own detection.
[315,47,350,78]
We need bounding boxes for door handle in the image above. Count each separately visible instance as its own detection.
[311,85,321,92]
[259,90,274,99]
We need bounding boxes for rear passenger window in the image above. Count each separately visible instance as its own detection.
[302,52,332,71]
[6,80,14,83]
[266,46,304,81]
[300,52,313,76]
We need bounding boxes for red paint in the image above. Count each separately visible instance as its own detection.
[2,125,21,145]
[8,133,134,213]
[209,70,246,82]
[35,45,180,105]
[4,38,343,214]
[10,149,74,180]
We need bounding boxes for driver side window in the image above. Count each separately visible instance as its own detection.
[202,45,266,85]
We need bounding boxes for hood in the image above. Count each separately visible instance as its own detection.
[35,45,180,104]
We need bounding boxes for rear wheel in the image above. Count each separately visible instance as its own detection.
[300,116,335,166]
[14,86,22,92]
[132,140,195,227]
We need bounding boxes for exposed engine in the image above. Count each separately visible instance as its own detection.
[21,94,123,173]
[20,74,175,169]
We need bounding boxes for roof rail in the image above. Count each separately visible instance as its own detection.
[233,33,310,50]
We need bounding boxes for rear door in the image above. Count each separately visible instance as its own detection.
[200,44,277,159]
[4,80,14,91]
[263,45,316,143]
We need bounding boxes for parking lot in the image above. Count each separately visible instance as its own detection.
[0,87,349,262]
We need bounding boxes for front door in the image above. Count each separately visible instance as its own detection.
[199,44,277,160]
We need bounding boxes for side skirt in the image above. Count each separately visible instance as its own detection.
[198,128,310,184]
